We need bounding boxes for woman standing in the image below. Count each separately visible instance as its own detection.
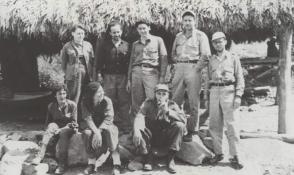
[61,25,94,105]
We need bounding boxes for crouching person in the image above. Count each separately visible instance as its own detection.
[133,84,186,174]
[39,84,78,174]
[81,82,121,175]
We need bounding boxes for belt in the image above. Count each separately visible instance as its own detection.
[134,63,158,69]
[176,60,198,64]
[210,81,235,87]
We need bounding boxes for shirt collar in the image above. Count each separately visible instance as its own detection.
[213,50,229,61]
[139,35,152,45]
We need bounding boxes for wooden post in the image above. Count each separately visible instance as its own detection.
[278,26,293,134]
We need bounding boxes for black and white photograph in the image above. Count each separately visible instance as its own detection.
[0,0,294,174]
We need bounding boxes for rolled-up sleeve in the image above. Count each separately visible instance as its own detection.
[197,33,211,70]
[99,98,114,129]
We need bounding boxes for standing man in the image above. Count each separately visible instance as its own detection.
[127,21,168,122]
[205,32,244,169]
[133,84,186,173]
[171,10,211,142]
[94,21,131,133]
[61,25,94,114]
[81,82,121,175]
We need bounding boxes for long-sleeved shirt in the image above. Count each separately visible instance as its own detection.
[206,50,245,97]
[81,96,114,130]
[61,41,94,81]
[45,99,77,128]
[94,38,130,75]
[128,34,168,81]
[134,98,186,130]
[171,29,211,70]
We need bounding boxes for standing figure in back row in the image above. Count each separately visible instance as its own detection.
[127,20,168,123]
[204,32,244,170]
[171,10,211,142]
[61,25,94,113]
[94,21,131,133]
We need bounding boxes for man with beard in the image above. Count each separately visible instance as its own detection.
[171,10,211,142]
[133,84,186,173]
[94,21,131,133]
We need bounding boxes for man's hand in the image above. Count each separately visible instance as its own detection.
[133,130,142,147]
[126,80,131,93]
[233,96,242,109]
[97,73,103,84]
[92,129,102,150]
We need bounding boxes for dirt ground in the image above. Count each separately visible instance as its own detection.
[1,96,294,175]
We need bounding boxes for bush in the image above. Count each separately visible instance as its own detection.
[37,54,64,91]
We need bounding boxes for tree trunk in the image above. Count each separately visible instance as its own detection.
[278,26,293,134]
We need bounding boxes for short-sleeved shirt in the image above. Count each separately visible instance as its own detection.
[130,35,167,67]
[61,41,94,80]
[95,39,130,74]
[81,96,114,130]
[172,29,211,61]
[46,99,77,128]
[208,50,245,97]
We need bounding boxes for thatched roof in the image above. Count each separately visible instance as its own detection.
[0,0,293,41]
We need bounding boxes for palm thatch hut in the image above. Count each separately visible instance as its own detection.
[0,0,293,132]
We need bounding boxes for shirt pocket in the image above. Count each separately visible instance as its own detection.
[145,47,158,59]
[185,40,199,57]
[67,50,77,64]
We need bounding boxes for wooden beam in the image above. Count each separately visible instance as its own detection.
[278,26,293,134]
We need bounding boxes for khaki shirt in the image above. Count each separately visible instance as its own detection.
[128,35,168,80]
[207,50,245,97]
[61,41,94,80]
[171,29,211,70]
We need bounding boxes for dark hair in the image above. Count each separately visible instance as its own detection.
[135,20,150,28]
[71,25,86,33]
[83,82,102,112]
[107,21,122,33]
[52,84,68,96]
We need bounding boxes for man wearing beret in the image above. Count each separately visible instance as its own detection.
[132,84,186,173]
[171,10,211,142]
[204,32,244,169]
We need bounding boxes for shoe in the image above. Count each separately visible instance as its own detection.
[229,156,243,170]
[166,150,177,174]
[142,153,153,171]
[112,165,121,175]
[55,164,66,174]
[209,154,224,165]
[84,164,96,175]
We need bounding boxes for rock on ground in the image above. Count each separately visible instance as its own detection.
[176,135,213,165]
[22,163,48,175]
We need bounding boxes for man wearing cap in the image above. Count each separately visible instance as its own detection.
[132,84,186,173]
[127,20,168,124]
[204,32,244,169]
[171,10,211,142]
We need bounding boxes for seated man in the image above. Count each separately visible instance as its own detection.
[81,82,121,175]
[133,84,186,174]
[39,84,78,175]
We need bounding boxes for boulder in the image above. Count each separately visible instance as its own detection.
[56,132,88,166]
[127,156,143,171]
[22,163,48,175]
[0,152,28,175]
[176,135,213,165]
[2,140,39,156]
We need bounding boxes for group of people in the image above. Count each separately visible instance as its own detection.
[40,10,245,175]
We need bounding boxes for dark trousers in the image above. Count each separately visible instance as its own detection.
[138,121,186,155]
[57,128,75,164]
[82,124,119,159]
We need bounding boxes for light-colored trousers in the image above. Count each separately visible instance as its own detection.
[171,63,201,132]
[131,66,159,119]
[208,85,240,157]
[103,74,131,131]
